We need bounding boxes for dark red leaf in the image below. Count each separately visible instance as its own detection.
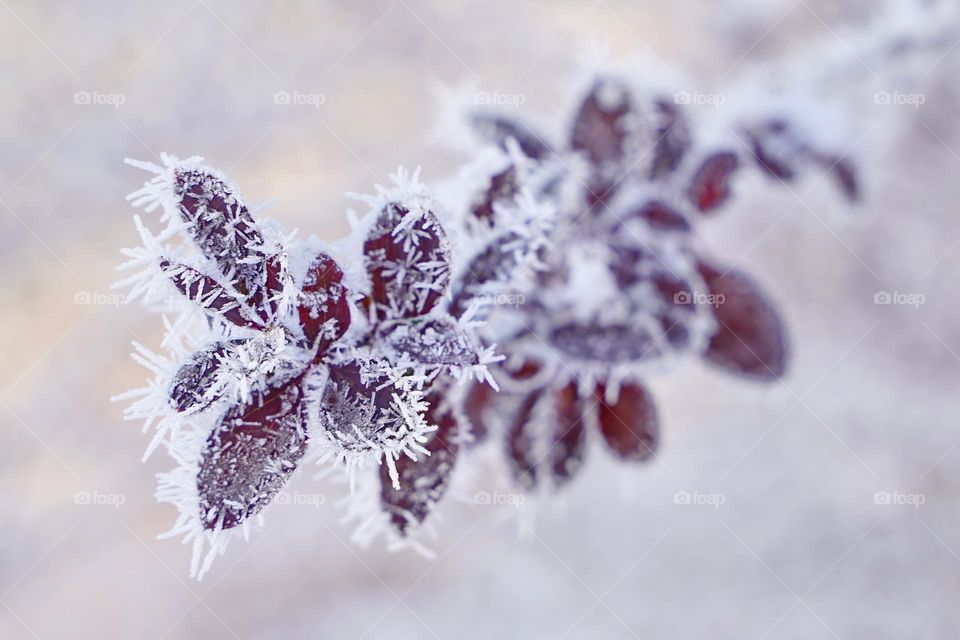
[380,390,459,534]
[364,203,451,321]
[570,79,633,168]
[697,261,788,380]
[449,231,528,318]
[608,243,650,289]
[550,323,660,363]
[318,359,411,453]
[160,260,264,329]
[549,382,587,486]
[297,252,350,356]
[689,151,739,213]
[622,200,691,232]
[169,341,241,414]
[173,165,267,298]
[248,252,286,324]
[196,375,308,530]
[746,120,797,181]
[471,114,552,160]
[650,99,691,179]
[505,383,587,489]
[463,380,495,445]
[506,390,543,490]
[471,165,519,225]
[595,382,658,461]
[822,155,859,202]
[377,317,480,367]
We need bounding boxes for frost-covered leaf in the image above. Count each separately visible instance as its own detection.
[463,379,495,445]
[688,151,739,213]
[570,78,633,169]
[173,163,268,299]
[196,375,308,530]
[364,203,451,321]
[620,199,690,232]
[449,231,528,318]
[698,261,787,380]
[471,114,552,160]
[746,120,797,181]
[248,252,287,325]
[318,358,432,456]
[572,79,635,213]
[505,382,586,489]
[380,390,459,534]
[471,165,519,225]
[595,382,658,461]
[506,390,543,490]
[169,341,241,414]
[549,323,660,363]
[549,382,587,486]
[821,155,859,202]
[297,251,350,356]
[649,98,690,179]
[377,316,480,367]
[160,259,265,329]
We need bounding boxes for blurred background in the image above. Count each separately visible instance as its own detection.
[2,1,960,638]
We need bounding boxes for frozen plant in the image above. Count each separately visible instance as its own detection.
[115,0,958,576]
[114,155,516,577]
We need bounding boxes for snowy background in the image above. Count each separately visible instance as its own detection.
[2,0,960,638]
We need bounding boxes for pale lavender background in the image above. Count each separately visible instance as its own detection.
[1,1,959,638]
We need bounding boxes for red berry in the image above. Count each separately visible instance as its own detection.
[595,382,658,461]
